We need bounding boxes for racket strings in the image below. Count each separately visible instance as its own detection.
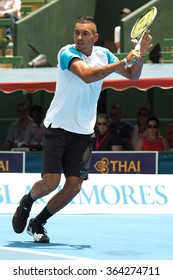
[131,7,157,39]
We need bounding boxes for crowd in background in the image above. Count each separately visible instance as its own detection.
[93,104,171,152]
[2,103,44,151]
[2,102,172,152]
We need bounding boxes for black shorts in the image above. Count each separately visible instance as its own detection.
[42,127,93,180]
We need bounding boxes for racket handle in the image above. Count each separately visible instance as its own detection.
[135,42,141,50]
[132,41,141,63]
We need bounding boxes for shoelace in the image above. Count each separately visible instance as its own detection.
[31,221,47,235]
[37,224,47,234]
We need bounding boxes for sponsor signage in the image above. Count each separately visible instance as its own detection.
[0,151,158,174]
[90,151,158,174]
[0,173,172,214]
[0,152,25,173]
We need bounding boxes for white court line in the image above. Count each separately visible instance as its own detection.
[0,246,96,260]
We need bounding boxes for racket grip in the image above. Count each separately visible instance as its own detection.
[132,42,141,63]
[135,42,140,50]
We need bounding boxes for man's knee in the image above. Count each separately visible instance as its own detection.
[42,174,61,193]
[65,177,83,195]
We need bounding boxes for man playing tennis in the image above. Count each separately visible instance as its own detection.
[12,16,152,243]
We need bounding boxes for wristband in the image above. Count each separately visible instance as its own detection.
[123,58,129,66]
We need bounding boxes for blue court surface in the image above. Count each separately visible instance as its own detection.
[0,214,173,260]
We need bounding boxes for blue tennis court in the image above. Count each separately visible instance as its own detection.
[1,213,173,260]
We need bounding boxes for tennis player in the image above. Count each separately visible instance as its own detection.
[12,16,152,243]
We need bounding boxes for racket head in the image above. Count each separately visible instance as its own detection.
[131,6,157,40]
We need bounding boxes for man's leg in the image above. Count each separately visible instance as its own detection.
[27,176,83,243]
[12,174,61,234]
[5,13,19,39]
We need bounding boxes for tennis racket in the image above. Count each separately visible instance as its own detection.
[131,6,157,62]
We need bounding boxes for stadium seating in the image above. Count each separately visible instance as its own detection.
[0,1,50,68]
[160,38,173,63]
[0,56,23,68]
[160,51,173,63]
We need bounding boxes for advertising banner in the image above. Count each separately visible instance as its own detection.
[0,173,172,214]
[90,151,158,174]
[0,152,25,173]
[25,151,158,174]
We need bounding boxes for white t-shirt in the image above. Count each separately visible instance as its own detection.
[114,25,121,53]
[44,44,118,134]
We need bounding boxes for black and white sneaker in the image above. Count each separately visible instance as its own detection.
[12,195,31,233]
[27,219,50,243]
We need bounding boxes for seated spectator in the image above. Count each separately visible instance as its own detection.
[2,103,33,150]
[109,104,133,150]
[164,122,173,149]
[132,107,151,149]
[135,116,169,151]
[23,105,44,151]
[92,113,122,151]
[0,0,21,43]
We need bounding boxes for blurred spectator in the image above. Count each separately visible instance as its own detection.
[2,103,33,150]
[109,104,133,150]
[114,7,131,53]
[23,105,44,151]
[135,116,169,151]
[164,122,173,149]
[132,107,151,149]
[0,0,21,42]
[92,113,122,151]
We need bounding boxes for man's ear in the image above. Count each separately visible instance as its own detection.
[93,33,99,44]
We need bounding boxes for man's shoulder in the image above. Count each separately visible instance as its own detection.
[58,44,82,70]
[59,44,82,59]
[93,45,111,54]
[93,46,118,63]
[59,44,80,56]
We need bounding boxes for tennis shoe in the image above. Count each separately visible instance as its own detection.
[27,219,50,243]
[12,195,31,233]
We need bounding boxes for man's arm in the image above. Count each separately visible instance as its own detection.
[69,31,152,83]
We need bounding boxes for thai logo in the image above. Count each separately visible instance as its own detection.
[94,157,109,174]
